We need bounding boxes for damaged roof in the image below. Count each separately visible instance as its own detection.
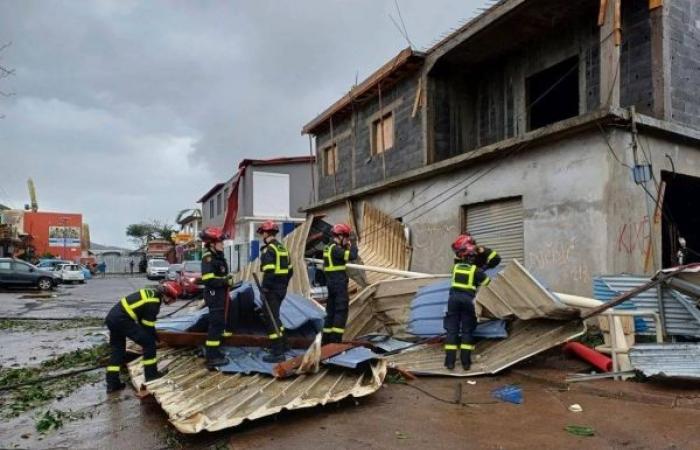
[128,347,387,434]
[630,343,700,380]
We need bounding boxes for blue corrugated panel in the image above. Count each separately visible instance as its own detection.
[592,276,648,331]
[323,347,379,369]
[249,240,260,261]
[356,335,415,353]
[282,222,295,236]
[218,347,305,375]
[156,309,208,332]
[407,278,508,339]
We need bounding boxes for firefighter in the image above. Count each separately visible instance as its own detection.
[444,235,491,371]
[464,232,501,270]
[257,220,293,363]
[105,281,181,393]
[200,227,233,368]
[322,223,358,345]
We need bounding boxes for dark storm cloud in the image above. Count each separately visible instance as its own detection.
[0,0,484,246]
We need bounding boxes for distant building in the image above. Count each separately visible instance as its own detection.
[23,211,83,260]
[198,156,315,271]
[146,239,174,260]
[175,209,203,261]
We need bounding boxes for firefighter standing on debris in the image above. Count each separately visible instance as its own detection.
[444,235,491,371]
[464,232,501,270]
[322,223,358,345]
[257,220,293,363]
[105,281,182,393]
[200,227,234,368]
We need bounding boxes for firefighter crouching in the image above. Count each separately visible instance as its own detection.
[322,223,358,345]
[257,220,293,363]
[105,281,181,393]
[444,235,491,371]
[200,226,234,368]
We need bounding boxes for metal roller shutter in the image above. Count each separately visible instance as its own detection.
[465,197,524,263]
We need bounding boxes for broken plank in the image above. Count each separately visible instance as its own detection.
[274,343,354,378]
[156,331,313,349]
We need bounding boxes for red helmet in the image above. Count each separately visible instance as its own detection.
[257,220,279,234]
[452,235,477,257]
[331,223,352,236]
[160,281,182,299]
[199,227,227,243]
[463,232,476,245]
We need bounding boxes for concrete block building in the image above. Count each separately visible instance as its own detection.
[302,0,700,295]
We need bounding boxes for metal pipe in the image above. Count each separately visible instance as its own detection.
[305,258,448,279]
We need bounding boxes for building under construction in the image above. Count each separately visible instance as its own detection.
[302,0,700,296]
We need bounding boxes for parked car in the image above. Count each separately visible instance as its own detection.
[54,263,86,284]
[146,258,169,280]
[38,259,92,279]
[0,258,58,290]
[166,264,183,281]
[179,260,202,298]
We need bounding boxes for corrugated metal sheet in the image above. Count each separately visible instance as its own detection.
[385,319,586,377]
[465,198,524,263]
[593,275,700,337]
[128,347,387,433]
[355,202,412,287]
[476,260,580,321]
[629,343,700,379]
[234,218,313,298]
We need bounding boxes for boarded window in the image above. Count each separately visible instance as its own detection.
[223,187,229,212]
[216,193,222,216]
[323,144,338,176]
[372,112,394,155]
[209,199,214,219]
[462,197,524,263]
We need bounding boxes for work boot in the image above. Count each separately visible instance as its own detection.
[263,340,286,363]
[460,350,472,371]
[106,372,126,393]
[321,332,332,346]
[206,356,230,368]
[444,351,456,370]
[144,365,167,382]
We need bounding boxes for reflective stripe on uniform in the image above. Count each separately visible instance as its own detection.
[268,332,280,340]
[331,327,344,334]
[141,319,156,327]
[444,344,458,350]
[142,357,157,366]
[264,243,291,275]
[205,340,220,347]
[261,263,275,271]
[483,276,491,286]
[323,243,347,272]
[460,343,475,350]
[451,264,477,291]
[222,331,233,337]
[120,289,160,322]
[487,250,498,263]
[322,327,333,333]
[202,273,226,281]
[107,365,120,372]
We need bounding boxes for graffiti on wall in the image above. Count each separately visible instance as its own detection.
[528,237,591,284]
[616,215,651,258]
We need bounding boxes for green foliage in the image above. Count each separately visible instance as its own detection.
[0,318,103,332]
[39,252,56,259]
[126,220,176,246]
[40,344,109,371]
[35,409,91,434]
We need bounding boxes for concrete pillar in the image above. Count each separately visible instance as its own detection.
[599,0,621,109]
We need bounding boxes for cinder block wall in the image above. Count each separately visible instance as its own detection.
[668,0,700,130]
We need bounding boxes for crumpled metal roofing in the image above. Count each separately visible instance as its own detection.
[128,347,387,434]
[385,319,585,377]
[593,274,700,337]
[476,260,580,321]
[629,343,700,379]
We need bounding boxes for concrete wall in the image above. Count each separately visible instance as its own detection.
[604,124,700,275]
[240,162,314,219]
[315,73,424,201]
[328,130,612,296]
[668,0,700,130]
[200,177,237,230]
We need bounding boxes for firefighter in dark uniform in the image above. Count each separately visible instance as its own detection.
[105,281,181,393]
[257,220,293,363]
[464,232,501,270]
[200,227,233,368]
[444,235,491,371]
[322,223,358,345]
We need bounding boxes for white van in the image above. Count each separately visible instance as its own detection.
[146,259,169,280]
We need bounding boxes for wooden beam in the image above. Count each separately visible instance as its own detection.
[649,0,663,10]
[411,77,423,118]
[600,0,621,108]
[274,343,354,378]
[156,331,313,349]
[598,0,608,26]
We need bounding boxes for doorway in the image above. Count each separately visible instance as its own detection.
[661,171,700,267]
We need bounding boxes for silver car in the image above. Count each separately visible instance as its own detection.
[166,264,183,281]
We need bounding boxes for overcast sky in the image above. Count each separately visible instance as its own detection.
[0,0,485,248]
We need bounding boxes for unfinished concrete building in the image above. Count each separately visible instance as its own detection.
[302,0,700,295]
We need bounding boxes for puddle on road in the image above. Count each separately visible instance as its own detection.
[20,292,71,300]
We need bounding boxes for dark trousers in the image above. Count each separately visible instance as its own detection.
[444,290,477,351]
[105,311,156,374]
[204,287,227,360]
[261,287,286,353]
[324,275,349,342]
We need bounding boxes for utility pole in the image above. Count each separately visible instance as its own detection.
[61,217,68,260]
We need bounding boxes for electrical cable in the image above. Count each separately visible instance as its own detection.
[396,382,498,406]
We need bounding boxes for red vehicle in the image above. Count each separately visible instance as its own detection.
[178,260,202,298]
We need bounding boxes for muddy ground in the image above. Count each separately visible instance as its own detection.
[1,278,700,449]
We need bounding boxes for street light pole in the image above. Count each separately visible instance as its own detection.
[61,217,68,260]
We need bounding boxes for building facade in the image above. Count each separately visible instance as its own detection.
[23,211,83,260]
[198,156,315,271]
[302,0,700,296]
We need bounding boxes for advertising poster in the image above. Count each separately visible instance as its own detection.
[48,226,81,247]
